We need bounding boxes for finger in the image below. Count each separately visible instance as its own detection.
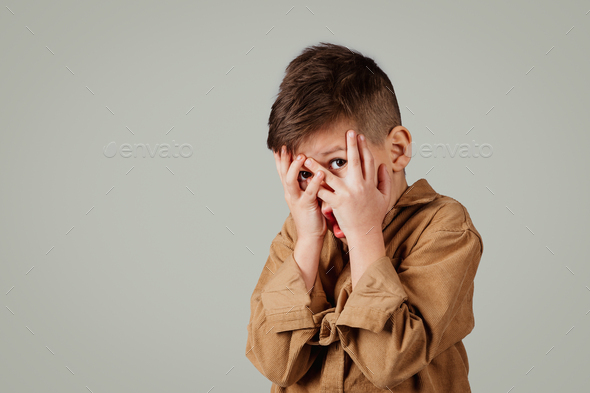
[273,149,282,181]
[345,130,362,181]
[304,169,324,198]
[358,134,375,185]
[316,180,336,205]
[285,153,306,196]
[304,157,342,193]
[279,145,290,183]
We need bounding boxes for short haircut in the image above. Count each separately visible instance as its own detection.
[267,42,403,163]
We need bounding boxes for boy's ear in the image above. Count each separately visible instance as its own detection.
[388,126,412,173]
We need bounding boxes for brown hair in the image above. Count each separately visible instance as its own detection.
[267,42,403,161]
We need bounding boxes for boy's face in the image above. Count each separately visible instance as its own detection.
[294,121,409,246]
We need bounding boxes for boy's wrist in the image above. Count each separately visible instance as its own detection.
[296,235,325,247]
[293,236,324,292]
[346,230,387,285]
[347,229,385,253]
[345,222,383,243]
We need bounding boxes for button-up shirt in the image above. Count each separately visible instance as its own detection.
[246,178,484,392]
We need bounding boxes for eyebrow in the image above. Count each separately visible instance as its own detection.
[320,146,345,156]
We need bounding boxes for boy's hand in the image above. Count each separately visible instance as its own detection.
[304,130,392,240]
[274,145,327,241]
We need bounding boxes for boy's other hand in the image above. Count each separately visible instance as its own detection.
[304,130,392,240]
[274,145,327,242]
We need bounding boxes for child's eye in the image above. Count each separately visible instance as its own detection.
[329,158,347,170]
[298,159,347,182]
[298,171,313,182]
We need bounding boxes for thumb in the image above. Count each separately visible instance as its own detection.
[377,164,391,197]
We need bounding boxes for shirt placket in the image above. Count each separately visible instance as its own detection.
[317,239,351,392]
[318,303,345,391]
[320,342,344,392]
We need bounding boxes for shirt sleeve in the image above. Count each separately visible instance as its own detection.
[335,223,483,389]
[245,219,333,387]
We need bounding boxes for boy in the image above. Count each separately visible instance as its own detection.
[246,42,483,392]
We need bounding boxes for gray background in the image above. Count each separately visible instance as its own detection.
[1,1,589,392]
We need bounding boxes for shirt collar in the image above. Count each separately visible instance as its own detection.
[381,178,439,230]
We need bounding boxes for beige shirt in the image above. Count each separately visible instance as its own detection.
[246,178,483,392]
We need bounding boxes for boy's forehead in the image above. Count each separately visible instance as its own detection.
[296,124,352,157]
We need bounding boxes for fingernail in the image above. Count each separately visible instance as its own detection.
[360,134,365,141]
[297,154,303,160]
[305,158,312,166]
[348,130,354,138]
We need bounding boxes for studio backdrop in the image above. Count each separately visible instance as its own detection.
[1,1,589,392]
